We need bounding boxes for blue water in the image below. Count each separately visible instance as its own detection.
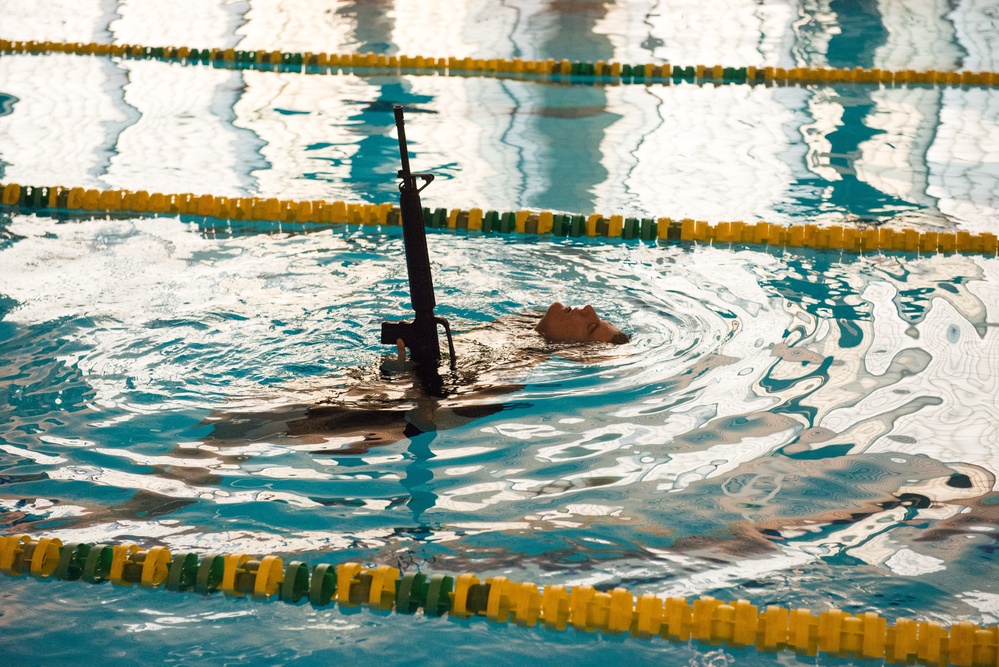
[3,1,999,664]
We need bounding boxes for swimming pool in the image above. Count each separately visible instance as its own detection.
[2,1,999,664]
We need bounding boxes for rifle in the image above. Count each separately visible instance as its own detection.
[380,105,457,372]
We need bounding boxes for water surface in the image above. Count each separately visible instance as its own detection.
[2,1,999,664]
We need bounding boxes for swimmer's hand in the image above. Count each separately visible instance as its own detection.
[380,338,414,375]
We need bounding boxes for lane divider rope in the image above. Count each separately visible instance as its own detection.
[1,534,997,664]
[1,39,998,89]
[2,181,996,257]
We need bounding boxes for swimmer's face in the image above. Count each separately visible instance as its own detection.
[535,302,629,344]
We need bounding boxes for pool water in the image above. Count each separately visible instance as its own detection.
[2,1,999,664]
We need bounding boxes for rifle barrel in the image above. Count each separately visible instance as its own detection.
[394,106,412,177]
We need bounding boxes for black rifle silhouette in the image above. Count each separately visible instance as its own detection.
[380,105,456,393]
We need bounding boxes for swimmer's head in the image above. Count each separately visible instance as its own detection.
[535,302,629,345]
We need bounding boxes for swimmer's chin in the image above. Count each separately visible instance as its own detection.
[535,336,636,366]
[536,331,632,347]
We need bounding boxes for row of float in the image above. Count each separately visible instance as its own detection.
[1,534,997,665]
[2,181,996,256]
[2,38,998,88]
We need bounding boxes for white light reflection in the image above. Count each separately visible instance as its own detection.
[391,0,516,59]
[0,55,130,189]
[596,0,795,66]
[960,591,999,625]
[0,0,109,42]
[235,70,378,201]
[111,0,245,49]
[874,0,962,71]
[821,278,999,481]
[39,521,411,556]
[402,76,522,212]
[47,465,322,507]
[105,60,246,196]
[236,0,355,53]
[856,87,941,212]
[950,0,999,72]
[929,88,999,231]
[597,83,796,222]
[0,444,68,465]
[884,548,947,576]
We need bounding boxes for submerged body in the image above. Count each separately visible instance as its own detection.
[203,306,629,453]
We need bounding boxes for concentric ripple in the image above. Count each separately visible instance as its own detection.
[1,211,998,629]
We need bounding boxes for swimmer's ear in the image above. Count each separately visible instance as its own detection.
[610,333,630,345]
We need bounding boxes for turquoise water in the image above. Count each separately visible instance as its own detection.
[3,1,999,664]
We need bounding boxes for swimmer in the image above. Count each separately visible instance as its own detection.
[202,303,630,453]
[387,301,629,369]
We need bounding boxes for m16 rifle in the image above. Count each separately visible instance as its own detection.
[380,105,457,386]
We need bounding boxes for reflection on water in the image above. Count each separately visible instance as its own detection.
[1,1,998,226]
[2,212,998,626]
[2,0,999,661]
